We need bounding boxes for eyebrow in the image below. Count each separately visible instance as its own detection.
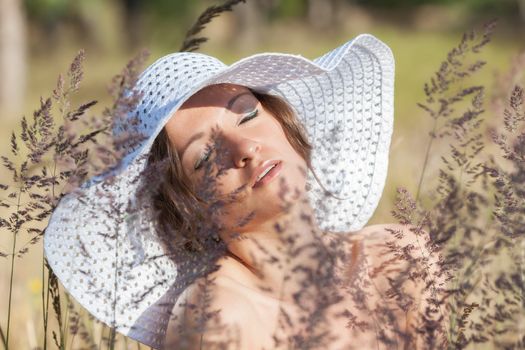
[179,91,253,163]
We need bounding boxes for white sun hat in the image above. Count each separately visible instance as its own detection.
[44,33,394,349]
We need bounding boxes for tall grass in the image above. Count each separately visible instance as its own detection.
[391,18,525,349]
[1,3,524,350]
[0,45,150,349]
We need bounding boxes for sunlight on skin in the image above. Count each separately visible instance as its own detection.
[164,83,312,297]
[161,84,444,349]
[165,223,443,349]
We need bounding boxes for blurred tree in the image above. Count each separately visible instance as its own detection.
[139,0,197,50]
[353,0,525,23]
[24,0,68,48]
[121,0,144,50]
[24,0,108,49]
[233,0,263,51]
[307,0,344,29]
[143,0,195,22]
[71,0,118,51]
[517,0,525,21]
[0,0,27,121]
[354,0,455,7]
[271,0,306,19]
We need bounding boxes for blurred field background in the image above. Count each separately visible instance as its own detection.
[1,0,525,349]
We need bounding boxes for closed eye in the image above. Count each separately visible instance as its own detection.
[194,108,259,171]
[194,146,212,170]
[239,108,259,125]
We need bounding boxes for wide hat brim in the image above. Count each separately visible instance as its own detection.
[44,33,394,349]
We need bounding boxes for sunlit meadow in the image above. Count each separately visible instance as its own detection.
[1,1,525,349]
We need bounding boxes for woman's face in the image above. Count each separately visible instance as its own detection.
[164,84,308,232]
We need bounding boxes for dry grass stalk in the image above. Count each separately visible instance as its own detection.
[3,3,525,349]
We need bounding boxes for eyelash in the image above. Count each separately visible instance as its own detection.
[194,108,259,170]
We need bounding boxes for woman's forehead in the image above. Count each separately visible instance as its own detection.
[180,83,252,110]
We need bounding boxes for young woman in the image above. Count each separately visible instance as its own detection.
[44,34,445,349]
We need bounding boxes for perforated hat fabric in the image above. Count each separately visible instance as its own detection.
[43,33,395,349]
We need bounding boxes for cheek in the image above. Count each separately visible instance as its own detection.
[258,119,308,177]
[192,166,244,202]
[265,119,294,152]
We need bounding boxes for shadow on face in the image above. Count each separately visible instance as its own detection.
[163,84,309,234]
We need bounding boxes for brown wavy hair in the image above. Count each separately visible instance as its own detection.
[147,90,318,253]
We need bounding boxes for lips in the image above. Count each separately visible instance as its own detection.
[251,160,282,188]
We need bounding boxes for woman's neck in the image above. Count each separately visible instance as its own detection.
[220,194,340,304]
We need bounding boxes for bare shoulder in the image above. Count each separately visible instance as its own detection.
[191,272,254,323]
[352,223,439,281]
[354,223,447,346]
[165,261,257,349]
[324,223,431,268]
[324,223,422,245]
[355,223,435,261]
[356,222,423,240]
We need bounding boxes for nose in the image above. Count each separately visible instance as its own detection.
[231,137,261,168]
